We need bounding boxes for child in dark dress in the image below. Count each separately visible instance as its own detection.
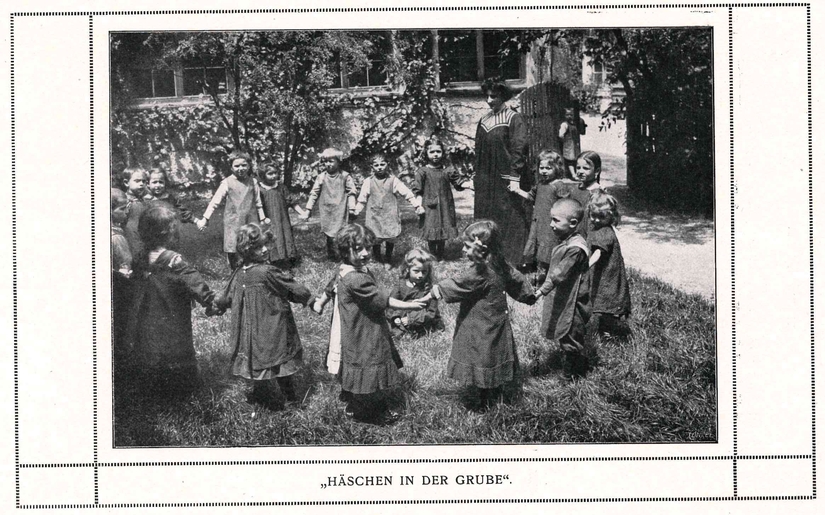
[215,224,314,410]
[127,205,219,397]
[312,224,426,423]
[144,168,194,224]
[111,188,133,375]
[587,192,632,338]
[121,167,149,257]
[534,198,592,378]
[255,163,307,268]
[386,248,443,338]
[428,220,536,408]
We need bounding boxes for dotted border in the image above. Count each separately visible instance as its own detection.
[9,2,815,508]
[728,6,738,498]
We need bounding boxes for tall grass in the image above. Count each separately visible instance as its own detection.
[114,204,716,446]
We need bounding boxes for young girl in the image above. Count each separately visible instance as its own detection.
[144,168,194,224]
[256,163,306,268]
[196,151,268,270]
[428,220,535,408]
[312,223,426,423]
[515,149,567,285]
[587,192,632,338]
[558,108,581,180]
[353,153,424,269]
[412,138,473,260]
[127,205,218,396]
[215,224,314,409]
[299,148,358,260]
[386,248,443,338]
[121,167,149,257]
[566,150,605,238]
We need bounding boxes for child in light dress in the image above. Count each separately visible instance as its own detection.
[558,108,581,180]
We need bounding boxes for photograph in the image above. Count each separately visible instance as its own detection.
[109,27,716,447]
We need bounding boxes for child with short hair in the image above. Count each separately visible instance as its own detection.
[353,153,424,269]
[196,151,268,270]
[428,220,535,408]
[587,192,631,338]
[111,188,133,375]
[255,163,306,268]
[412,137,472,260]
[312,223,426,423]
[534,198,592,377]
[558,108,581,180]
[121,167,149,256]
[215,223,314,410]
[127,205,218,397]
[386,248,443,338]
[299,148,358,260]
[144,168,194,224]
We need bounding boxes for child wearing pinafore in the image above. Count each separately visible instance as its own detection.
[255,163,307,268]
[428,220,535,408]
[196,151,267,270]
[353,153,424,269]
[312,224,426,423]
[534,198,592,377]
[215,224,314,409]
[299,148,357,260]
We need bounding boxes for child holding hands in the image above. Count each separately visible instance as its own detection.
[196,151,268,270]
[386,248,443,338]
[256,163,307,268]
[144,168,195,224]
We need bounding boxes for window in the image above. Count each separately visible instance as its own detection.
[438,30,523,85]
[182,59,228,96]
[592,61,608,86]
[331,32,390,89]
[132,67,176,98]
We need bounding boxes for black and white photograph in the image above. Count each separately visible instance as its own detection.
[110,27,716,446]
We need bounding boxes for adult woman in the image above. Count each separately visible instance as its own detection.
[473,80,530,265]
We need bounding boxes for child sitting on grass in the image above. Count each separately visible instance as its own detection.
[386,248,443,339]
[215,223,314,410]
[427,220,536,409]
[196,151,268,270]
[312,223,426,424]
[127,205,219,397]
[534,198,592,378]
[587,192,632,339]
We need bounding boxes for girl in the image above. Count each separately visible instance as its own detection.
[256,163,306,268]
[215,224,314,410]
[144,168,194,224]
[121,167,149,257]
[127,205,218,397]
[353,153,424,269]
[428,220,535,408]
[412,137,472,260]
[386,248,443,338]
[515,149,567,285]
[313,224,426,423]
[299,148,358,260]
[558,108,581,180]
[587,192,632,338]
[566,150,605,238]
[196,151,268,270]
[111,188,132,376]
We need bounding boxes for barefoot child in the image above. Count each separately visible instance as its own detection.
[534,198,592,377]
[144,168,194,224]
[412,137,472,260]
[127,205,219,397]
[196,151,268,270]
[299,148,358,260]
[215,224,314,409]
[386,248,443,338]
[312,224,426,423]
[587,192,631,338]
[256,163,306,268]
[353,153,424,269]
[428,220,535,408]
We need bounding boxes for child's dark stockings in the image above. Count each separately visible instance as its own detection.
[427,240,445,259]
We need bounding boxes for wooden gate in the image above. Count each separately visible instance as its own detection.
[519,81,581,177]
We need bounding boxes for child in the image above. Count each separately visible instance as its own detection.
[566,150,605,238]
[121,167,149,257]
[144,168,194,224]
[386,248,443,338]
[558,108,581,180]
[412,137,472,260]
[215,224,314,409]
[312,223,426,423]
[126,205,218,396]
[299,148,358,260]
[111,188,133,374]
[514,149,567,285]
[428,220,535,408]
[353,153,424,269]
[196,151,268,270]
[534,198,592,378]
[587,192,632,338]
[255,163,307,268]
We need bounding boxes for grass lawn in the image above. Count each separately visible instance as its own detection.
[113,201,716,446]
